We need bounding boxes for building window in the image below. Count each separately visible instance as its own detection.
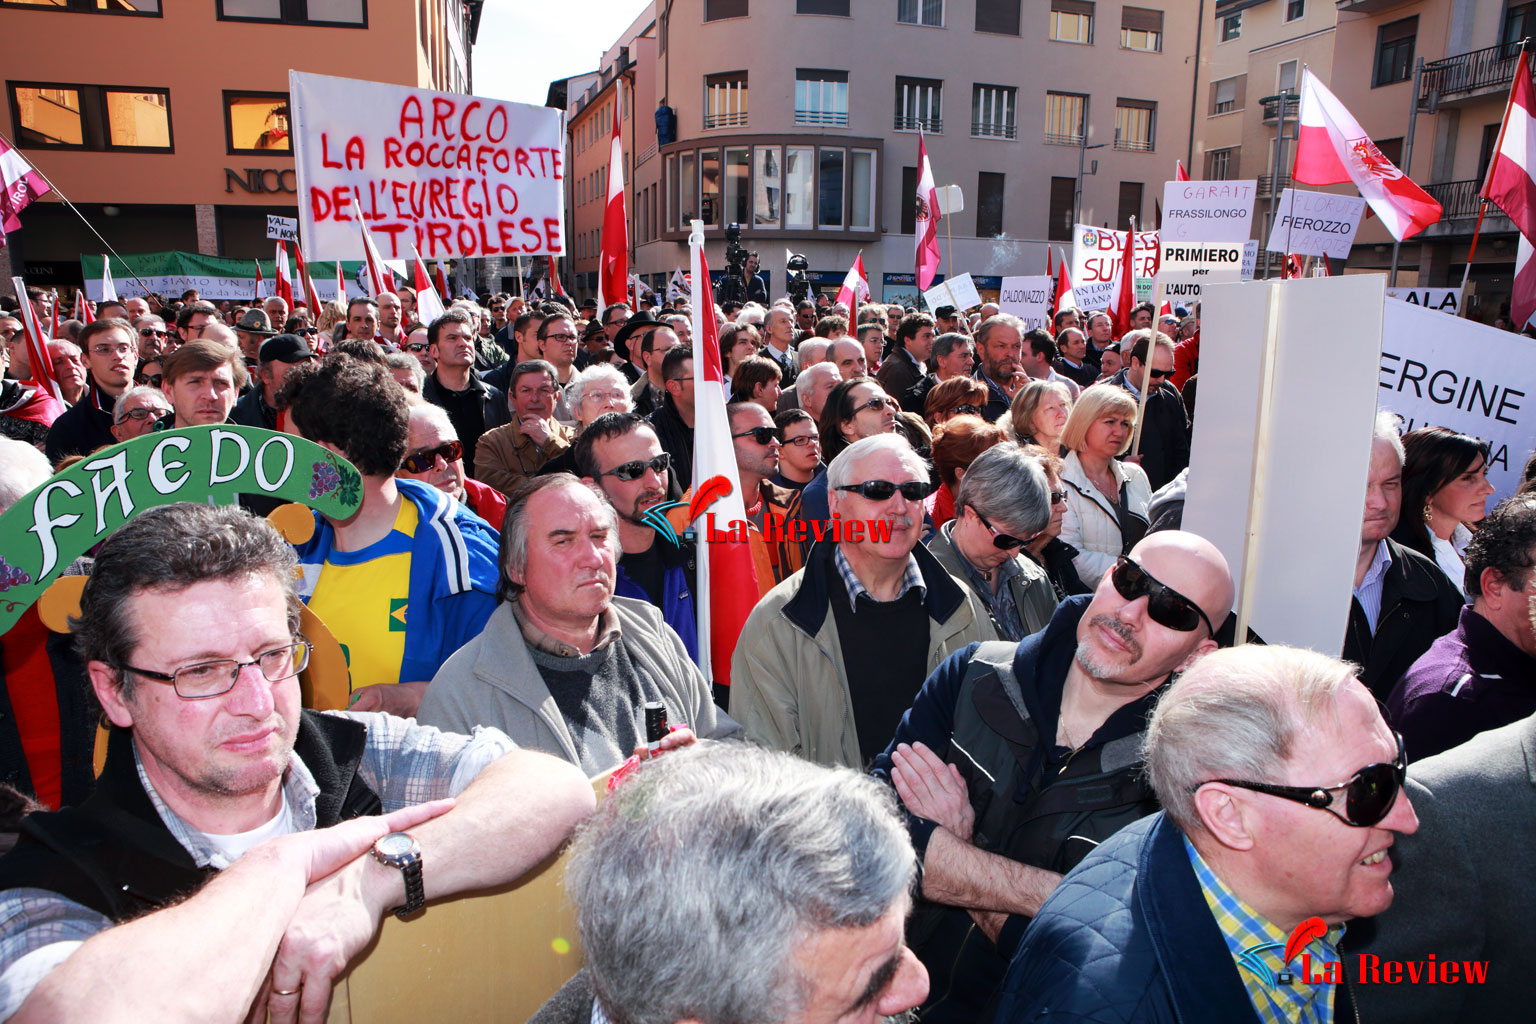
[786,146,815,229]
[1049,0,1093,43]
[1120,7,1161,51]
[819,149,845,227]
[975,0,1019,36]
[1114,99,1155,151]
[1285,0,1304,21]
[1278,60,1298,95]
[976,172,1005,237]
[724,147,751,226]
[1503,3,1535,58]
[972,84,1017,139]
[1478,122,1501,183]
[1044,91,1086,145]
[1210,75,1244,115]
[217,0,366,26]
[701,149,721,227]
[796,69,849,127]
[898,0,943,28]
[797,0,848,13]
[755,146,782,227]
[1375,136,1404,166]
[850,149,877,231]
[1048,176,1075,241]
[223,92,290,155]
[0,0,160,13]
[10,82,172,151]
[703,0,747,19]
[1374,17,1417,87]
[704,72,748,129]
[901,166,918,234]
[895,77,943,132]
[1117,182,1143,228]
[1205,146,1239,179]
[678,151,697,226]
[1220,12,1240,42]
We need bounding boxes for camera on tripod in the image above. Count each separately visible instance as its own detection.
[786,251,811,306]
[715,223,751,305]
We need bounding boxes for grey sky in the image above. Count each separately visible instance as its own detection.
[472,0,651,105]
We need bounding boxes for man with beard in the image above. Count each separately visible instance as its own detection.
[872,530,1232,1023]
[575,413,698,662]
[973,315,1028,422]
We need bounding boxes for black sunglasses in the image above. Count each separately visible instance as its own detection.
[853,396,899,415]
[1049,489,1068,504]
[951,403,983,417]
[732,426,778,445]
[297,328,319,337]
[974,509,1030,550]
[134,372,163,387]
[401,439,462,473]
[836,479,930,502]
[138,327,167,338]
[598,452,670,481]
[1146,368,1170,379]
[406,342,430,352]
[1110,556,1216,637]
[1201,732,1407,828]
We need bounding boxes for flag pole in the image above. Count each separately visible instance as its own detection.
[1127,215,1158,458]
[1461,38,1528,304]
[0,129,154,296]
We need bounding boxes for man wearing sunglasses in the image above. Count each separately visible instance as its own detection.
[732,434,994,770]
[1104,329,1190,491]
[134,315,170,362]
[873,530,1232,1023]
[997,644,1418,1024]
[396,402,507,532]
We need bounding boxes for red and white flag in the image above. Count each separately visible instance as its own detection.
[74,289,93,325]
[434,260,450,301]
[275,241,294,308]
[834,252,870,310]
[914,130,942,291]
[1293,69,1441,241]
[254,258,264,300]
[99,255,117,303]
[1052,247,1074,317]
[1108,221,1138,338]
[1175,159,1190,182]
[10,275,61,400]
[1482,49,1536,327]
[598,96,629,312]
[334,258,347,304]
[293,243,322,313]
[358,221,392,296]
[0,137,50,246]
[411,244,447,324]
[690,225,760,687]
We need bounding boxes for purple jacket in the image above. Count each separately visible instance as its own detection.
[1386,605,1536,761]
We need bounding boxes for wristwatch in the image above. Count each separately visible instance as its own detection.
[370,832,425,919]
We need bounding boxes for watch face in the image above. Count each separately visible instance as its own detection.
[378,832,414,857]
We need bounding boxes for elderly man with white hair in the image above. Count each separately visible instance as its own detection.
[731,434,994,768]
[996,644,1418,1023]
[396,401,507,530]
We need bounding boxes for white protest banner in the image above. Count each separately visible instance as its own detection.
[1264,188,1365,259]
[1378,299,1534,503]
[1160,180,1257,243]
[266,215,298,242]
[945,272,982,309]
[1242,241,1258,280]
[1072,224,1158,309]
[1155,241,1243,307]
[290,71,564,261]
[998,275,1053,330]
[1386,287,1462,316]
[922,280,954,312]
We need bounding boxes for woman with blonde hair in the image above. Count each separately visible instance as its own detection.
[316,298,348,343]
[1009,379,1072,454]
[1058,383,1151,587]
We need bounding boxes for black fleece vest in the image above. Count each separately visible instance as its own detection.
[0,711,381,922]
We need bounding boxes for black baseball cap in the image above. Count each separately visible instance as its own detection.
[259,333,315,364]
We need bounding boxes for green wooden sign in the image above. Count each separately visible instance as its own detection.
[0,426,361,635]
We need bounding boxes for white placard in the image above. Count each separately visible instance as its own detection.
[290,71,565,261]
[924,272,982,312]
[1378,298,1535,503]
[1242,241,1258,281]
[1160,180,1257,243]
[1264,188,1366,259]
[936,184,964,215]
[1072,224,1158,309]
[1386,287,1463,316]
[265,215,298,242]
[1184,275,1387,654]
[998,275,1053,330]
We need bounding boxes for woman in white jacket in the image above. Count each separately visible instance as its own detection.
[1058,383,1152,588]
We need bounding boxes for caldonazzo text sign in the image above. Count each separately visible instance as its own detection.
[1263,188,1366,259]
[290,71,565,261]
[1378,299,1534,503]
[998,275,1054,330]
[0,427,363,635]
[1160,180,1257,243]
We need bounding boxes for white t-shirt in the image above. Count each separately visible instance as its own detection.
[200,795,296,866]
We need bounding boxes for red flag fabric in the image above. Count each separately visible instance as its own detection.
[411,245,447,324]
[359,222,390,297]
[1293,69,1441,241]
[254,259,264,302]
[1283,254,1305,279]
[1483,49,1536,326]
[434,260,450,300]
[1176,159,1189,182]
[74,290,93,325]
[834,252,870,310]
[275,241,294,308]
[0,137,51,245]
[1108,223,1137,338]
[10,275,61,401]
[335,258,346,307]
[1046,246,1053,279]
[293,243,322,314]
[914,131,943,290]
[598,102,629,311]
[1053,247,1073,316]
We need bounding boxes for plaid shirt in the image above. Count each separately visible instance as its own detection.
[834,547,925,612]
[0,712,514,1019]
[1184,835,1345,1024]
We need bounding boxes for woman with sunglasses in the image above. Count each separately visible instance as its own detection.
[1390,426,1496,596]
[921,376,989,429]
[926,444,1060,640]
[927,415,1005,530]
[1009,379,1073,455]
[1058,384,1152,588]
[1019,446,1092,598]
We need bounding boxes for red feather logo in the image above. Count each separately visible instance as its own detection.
[1284,916,1327,965]
[687,475,735,525]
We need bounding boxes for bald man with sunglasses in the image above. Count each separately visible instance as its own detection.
[871,530,1233,1024]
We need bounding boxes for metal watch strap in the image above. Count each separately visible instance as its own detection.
[393,856,425,919]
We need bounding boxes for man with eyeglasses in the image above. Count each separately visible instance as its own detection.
[134,316,169,362]
[1106,329,1190,491]
[109,385,172,443]
[536,314,581,423]
[0,503,594,1022]
[403,325,436,375]
[475,360,575,496]
[396,401,507,531]
[575,412,699,662]
[876,530,1233,1023]
[45,318,137,463]
[732,434,993,770]
[996,643,1416,1024]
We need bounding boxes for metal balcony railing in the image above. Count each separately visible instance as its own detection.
[1261,94,1299,121]
[1420,43,1531,102]
[1424,179,1483,221]
[1044,131,1084,145]
[1114,137,1154,151]
[972,120,1017,139]
[702,110,748,129]
[795,109,849,127]
[1257,173,1292,197]
[894,115,943,132]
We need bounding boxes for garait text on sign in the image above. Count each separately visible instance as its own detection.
[0,426,362,635]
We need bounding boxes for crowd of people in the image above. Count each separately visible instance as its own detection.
[0,271,1531,1024]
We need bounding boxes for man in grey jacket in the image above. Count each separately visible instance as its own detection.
[418,475,739,775]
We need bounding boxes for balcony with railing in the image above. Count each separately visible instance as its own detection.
[1044,131,1084,146]
[702,110,748,130]
[1261,94,1299,123]
[1420,43,1531,105]
[894,114,942,133]
[795,108,849,127]
[1424,179,1482,221]
[1114,136,1154,152]
[972,120,1017,139]
[1257,173,1292,197]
